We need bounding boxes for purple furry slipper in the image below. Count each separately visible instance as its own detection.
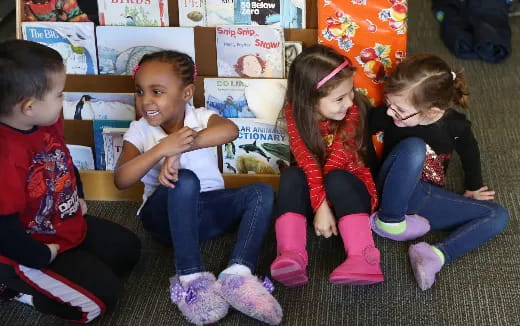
[217,274,283,325]
[370,213,431,241]
[408,242,443,291]
[169,272,229,325]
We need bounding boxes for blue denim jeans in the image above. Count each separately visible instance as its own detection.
[139,169,275,275]
[377,137,509,264]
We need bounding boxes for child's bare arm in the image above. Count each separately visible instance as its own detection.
[190,115,239,150]
[114,127,196,189]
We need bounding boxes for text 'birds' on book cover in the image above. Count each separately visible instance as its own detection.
[222,119,289,174]
[97,0,168,26]
[216,25,285,78]
[22,22,98,74]
[204,78,286,125]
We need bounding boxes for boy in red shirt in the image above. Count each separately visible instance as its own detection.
[0,40,141,323]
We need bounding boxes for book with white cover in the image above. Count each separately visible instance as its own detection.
[178,0,206,26]
[216,25,284,78]
[21,22,98,74]
[63,92,135,120]
[97,0,169,26]
[204,78,286,125]
[102,127,128,171]
[66,144,95,170]
[96,26,195,75]
[206,0,234,26]
[222,119,289,174]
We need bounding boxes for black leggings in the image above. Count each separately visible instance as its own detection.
[275,167,371,220]
[0,215,141,323]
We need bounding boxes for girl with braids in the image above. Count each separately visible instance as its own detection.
[369,53,509,291]
[270,44,384,287]
[114,51,282,325]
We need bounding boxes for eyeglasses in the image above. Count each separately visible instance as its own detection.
[388,106,420,121]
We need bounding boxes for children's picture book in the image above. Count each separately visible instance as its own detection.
[222,119,289,174]
[178,0,206,26]
[21,22,98,74]
[204,78,286,124]
[281,0,305,28]
[23,0,91,22]
[216,25,284,78]
[234,0,281,26]
[93,120,132,170]
[102,127,128,171]
[96,26,196,75]
[66,144,95,170]
[206,0,234,26]
[97,0,169,26]
[284,40,302,77]
[63,92,135,120]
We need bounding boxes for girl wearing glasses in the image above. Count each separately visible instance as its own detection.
[369,53,509,290]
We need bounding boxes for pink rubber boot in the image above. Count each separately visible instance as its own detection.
[270,212,308,287]
[329,213,384,285]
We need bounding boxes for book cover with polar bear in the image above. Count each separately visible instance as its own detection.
[22,22,98,75]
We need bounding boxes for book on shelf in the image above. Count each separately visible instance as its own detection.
[222,119,289,174]
[63,92,136,120]
[281,0,305,28]
[97,0,169,26]
[204,78,286,125]
[21,22,98,74]
[102,127,128,171]
[93,120,132,170]
[96,26,196,75]
[178,0,207,26]
[66,144,95,170]
[234,0,281,26]
[216,25,285,78]
[206,0,234,26]
[284,40,302,77]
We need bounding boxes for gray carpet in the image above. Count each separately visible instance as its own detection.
[2,1,520,325]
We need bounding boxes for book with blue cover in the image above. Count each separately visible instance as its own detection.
[21,22,98,75]
[234,0,281,25]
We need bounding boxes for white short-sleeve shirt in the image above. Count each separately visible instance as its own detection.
[124,104,224,208]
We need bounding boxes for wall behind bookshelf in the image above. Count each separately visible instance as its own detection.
[15,0,318,200]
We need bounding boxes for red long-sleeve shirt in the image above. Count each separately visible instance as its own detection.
[285,103,377,213]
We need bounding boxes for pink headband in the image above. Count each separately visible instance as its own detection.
[132,64,141,79]
[316,59,351,89]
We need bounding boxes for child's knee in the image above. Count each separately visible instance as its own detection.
[279,167,306,188]
[489,204,509,236]
[173,169,201,193]
[399,137,427,166]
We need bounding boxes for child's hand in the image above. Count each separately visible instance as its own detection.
[79,198,88,215]
[159,155,181,188]
[46,243,60,263]
[313,202,338,238]
[463,186,495,201]
[159,127,197,157]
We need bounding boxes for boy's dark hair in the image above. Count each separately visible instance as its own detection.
[138,50,196,87]
[285,43,369,166]
[0,40,64,116]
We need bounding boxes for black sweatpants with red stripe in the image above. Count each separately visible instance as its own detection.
[0,215,141,323]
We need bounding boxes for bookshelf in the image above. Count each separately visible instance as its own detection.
[15,0,319,200]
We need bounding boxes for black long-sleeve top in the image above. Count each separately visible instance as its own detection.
[368,106,483,191]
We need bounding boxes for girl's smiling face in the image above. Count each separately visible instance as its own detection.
[134,61,192,132]
[316,77,355,121]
